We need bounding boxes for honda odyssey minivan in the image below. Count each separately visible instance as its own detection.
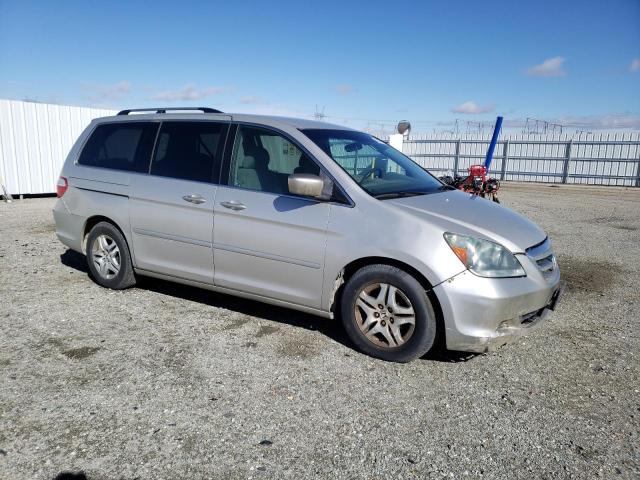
[53,107,562,362]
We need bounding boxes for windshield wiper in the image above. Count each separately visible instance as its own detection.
[373,191,430,200]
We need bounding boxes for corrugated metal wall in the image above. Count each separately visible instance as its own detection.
[0,99,116,195]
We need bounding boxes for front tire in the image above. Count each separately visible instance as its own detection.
[340,264,437,362]
[86,222,136,289]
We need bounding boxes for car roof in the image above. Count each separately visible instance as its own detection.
[93,111,354,131]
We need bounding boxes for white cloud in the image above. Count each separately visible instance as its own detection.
[526,57,567,77]
[86,81,131,101]
[239,96,265,105]
[630,58,640,72]
[233,103,301,117]
[553,113,640,130]
[21,96,64,105]
[152,84,227,101]
[451,101,495,114]
[334,84,356,95]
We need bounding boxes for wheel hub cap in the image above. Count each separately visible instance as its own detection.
[354,282,416,349]
[91,234,121,280]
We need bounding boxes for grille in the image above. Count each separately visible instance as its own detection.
[526,237,557,279]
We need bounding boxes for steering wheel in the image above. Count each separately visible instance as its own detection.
[358,167,381,185]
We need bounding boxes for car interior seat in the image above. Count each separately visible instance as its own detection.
[294,155,320,175]
[237,135,281,193]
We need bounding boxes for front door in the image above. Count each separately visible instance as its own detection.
[129,120,228,284]
[213,125,330,308]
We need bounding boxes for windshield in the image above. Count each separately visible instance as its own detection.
[301,129,445,198]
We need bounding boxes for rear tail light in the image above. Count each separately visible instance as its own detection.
[56,176,68,197]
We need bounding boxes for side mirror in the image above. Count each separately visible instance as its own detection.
[288,173,325,198]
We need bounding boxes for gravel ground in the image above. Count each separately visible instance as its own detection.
[1,183,639,480]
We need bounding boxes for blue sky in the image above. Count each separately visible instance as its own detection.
[1,0,639,132]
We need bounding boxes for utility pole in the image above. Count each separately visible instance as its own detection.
[313,105,326,122]
[524,117,564,135]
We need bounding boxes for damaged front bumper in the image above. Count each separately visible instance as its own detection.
[432,255,563,353]
[478,283,564,352]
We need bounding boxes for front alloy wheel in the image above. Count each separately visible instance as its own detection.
[340,264,437,362]
[355,283,416,348]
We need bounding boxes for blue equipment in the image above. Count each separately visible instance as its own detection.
[484,116,503,170]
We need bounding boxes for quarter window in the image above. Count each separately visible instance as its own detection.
[229,125,319,195]
[150,121,228,183]
[78,122,158,172]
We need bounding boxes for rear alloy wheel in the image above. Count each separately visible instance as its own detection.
[91,234,121,280]
[86,222,136,289]
[341,264,436,362]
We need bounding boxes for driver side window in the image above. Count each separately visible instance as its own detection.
[229,125,320,195]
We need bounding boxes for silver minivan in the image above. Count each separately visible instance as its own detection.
[53,107,562,362]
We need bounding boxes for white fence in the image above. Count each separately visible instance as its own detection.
[400,132,640,187]
[0,99,116,195]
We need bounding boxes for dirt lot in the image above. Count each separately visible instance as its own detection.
[1,183,639,479]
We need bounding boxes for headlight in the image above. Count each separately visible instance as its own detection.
[443,232,525,278]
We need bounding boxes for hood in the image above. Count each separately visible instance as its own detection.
[387,190,546,253]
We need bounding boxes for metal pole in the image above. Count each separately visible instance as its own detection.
[635,154,640,188]
[501,140,509,180]
[562,140,573,184]
[454,140,461,176]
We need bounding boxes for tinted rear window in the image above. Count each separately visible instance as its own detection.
[78,122,158,172]
[150,121,228,183]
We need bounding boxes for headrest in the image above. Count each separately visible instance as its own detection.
[253,146,269,164]
[298,155,316,172]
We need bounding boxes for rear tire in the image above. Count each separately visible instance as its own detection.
[86,222,136,289]
[340,264,437,362]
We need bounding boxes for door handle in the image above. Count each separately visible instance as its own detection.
[220,200,246,211]
[182,194,206,205]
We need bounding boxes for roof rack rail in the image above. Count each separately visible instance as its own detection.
[117,107,223,115]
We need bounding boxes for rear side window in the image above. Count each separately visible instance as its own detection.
[150,121,228,183]
[78,122,158,172]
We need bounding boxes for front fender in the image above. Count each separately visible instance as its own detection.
[321,203,466,312]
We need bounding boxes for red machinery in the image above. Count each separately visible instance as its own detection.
[439,116,503,203]
[454,164,500,203]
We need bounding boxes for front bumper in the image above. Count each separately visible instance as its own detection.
[433,255,562,353]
